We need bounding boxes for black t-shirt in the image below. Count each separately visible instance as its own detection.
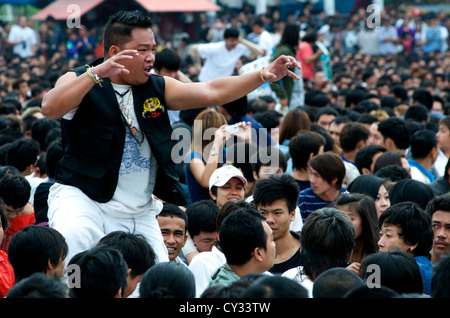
[269,231,303,274]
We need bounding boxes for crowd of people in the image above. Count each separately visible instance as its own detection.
[0,1,449,301]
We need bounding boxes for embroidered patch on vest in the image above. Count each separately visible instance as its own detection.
[142,97,165,118]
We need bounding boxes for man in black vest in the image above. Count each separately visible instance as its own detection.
[41,10,301,265]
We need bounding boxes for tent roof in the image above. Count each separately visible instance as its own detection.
[135,0,220,12]
[31,0,220,20]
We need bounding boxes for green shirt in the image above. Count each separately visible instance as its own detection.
[207,263,240,289]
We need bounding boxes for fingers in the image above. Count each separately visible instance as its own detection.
[112,50,138,61]
[287,69,301,80]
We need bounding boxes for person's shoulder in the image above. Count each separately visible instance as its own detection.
[281,266,301,279]
[299,187,314,196]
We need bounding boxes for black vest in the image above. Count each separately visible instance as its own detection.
[56,58,187,205]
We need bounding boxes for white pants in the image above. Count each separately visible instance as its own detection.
[47,183,169,264]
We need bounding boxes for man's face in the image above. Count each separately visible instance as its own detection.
[114,28,156,85]
[367,122,382,145]
[256,165,284,180]
[192,231,218,253]
[317,114,336,131]
[224,37,239,51]
[431,210,450,258]
[377,85,390,98]
[258,221,276,272]
[378,223,414,253]
[210,178,245,208]
[257,199,294,242]
[328,122,345,145]
[4,204,25,222]
[18,82,29,96]
[309,167,336,199]
[157,215,187,261]
[436,124,450,152]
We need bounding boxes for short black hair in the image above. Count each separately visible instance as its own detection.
[158,202,188,232]
[185,200,219,237]
[96,231,157,278]
[223,27,240,39]
[253,174,300,212]
[379,201,433,258]
[6,273,68,298]
[103,10,153,54]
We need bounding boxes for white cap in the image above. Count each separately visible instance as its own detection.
[209,165,248,190]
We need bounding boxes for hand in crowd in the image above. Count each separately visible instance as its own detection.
[262,55,302,83]
[92,49,139,78]
[230,121,252,143]
[346,262,361,277]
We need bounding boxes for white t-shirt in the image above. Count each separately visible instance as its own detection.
[188,246,227,298]
[197,41,251,82]
[257,30,274,57]
[282,266,314,298]
[62,83,159,217]
[8,25,37,59]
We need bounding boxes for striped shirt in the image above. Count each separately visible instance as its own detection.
[298,187,347,222]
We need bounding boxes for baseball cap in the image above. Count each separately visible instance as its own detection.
[209,165,248,190]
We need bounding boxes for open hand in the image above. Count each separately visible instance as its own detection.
[262,55,302,83]
[92,49,139,78]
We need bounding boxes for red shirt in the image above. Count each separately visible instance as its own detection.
[0,250,14,297]
[1,213,35,252]
[296,42,315,80]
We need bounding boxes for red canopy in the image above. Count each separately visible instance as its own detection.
[32,0,106,20]
[135,0,220,12]
[32,0,220,20]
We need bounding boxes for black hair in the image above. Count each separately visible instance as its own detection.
[374,164,411,182]
[379,201,433,258]
[139,262,196,298]
[45,138,63,179]
[7,225,68,282]
[252,174,300,212]
[431,254,450,298]
[223,27,240,39]
[185,200,219,237]
[377,117,410,150]
[354,144,387,174]
[241,275,308,298]
[0,173,31,209]
[409,129,437,160]
[219,207,267,266]
[158,202,188,231]
[360,250,424,294]
[103,10,153,54]
[388,178,434,210]
[250,146,287,178]
[4,137,40,172]
[6,272,68,298]
[312,267,363,298]
[300,208,355,280]
[68,246,128,298]
[96,231,157,278]
[154,48,180,72]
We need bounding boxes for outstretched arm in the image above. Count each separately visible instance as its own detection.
[41,50,139,119]
[164,55,301,110]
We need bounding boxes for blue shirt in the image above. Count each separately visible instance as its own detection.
[415,256,433,296]
[185,151,210,203]
[298,187,347,222]
[408,158,435,183]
